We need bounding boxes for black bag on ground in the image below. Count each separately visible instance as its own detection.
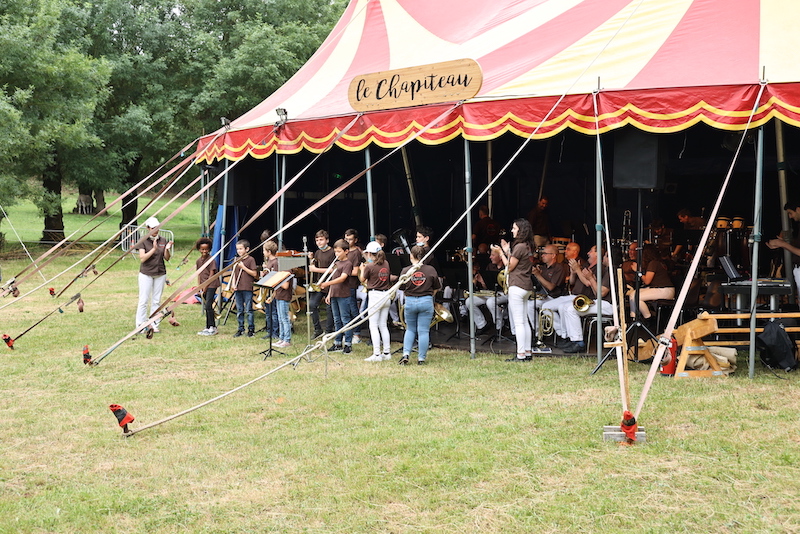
[756,320,798,372]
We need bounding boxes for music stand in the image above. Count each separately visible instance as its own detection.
[255,271,294,360]
[442,267,469,341]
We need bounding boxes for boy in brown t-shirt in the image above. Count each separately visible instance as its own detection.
[232,240,258,337]
[321,239,354,353]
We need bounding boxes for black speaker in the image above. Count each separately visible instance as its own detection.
[612,129,666,189]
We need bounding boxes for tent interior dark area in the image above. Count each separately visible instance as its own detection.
[206,120,800,278]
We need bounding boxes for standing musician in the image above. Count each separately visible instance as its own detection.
[307,230,335,338]
[135,216,173,334]
[232,240,258,338]
[560,246,613,353]
[398,245,441,365]
[526,243,568,324]
[359,241,395,362]
[492,218,535,362]
[261,240,281,339]
[195,237,219,336]
[541,241,583,347]
[321,239,354,354]
[344,229,364,344]
[767,201,800,302]
[527,196,551,248]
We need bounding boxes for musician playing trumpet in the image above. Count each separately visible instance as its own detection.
[492,218,535,362]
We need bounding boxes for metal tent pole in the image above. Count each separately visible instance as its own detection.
[465,138,476,358]
[220,159,229,268]
[366,146,376,238]
[595,134,603,360]
[748,126,765,379]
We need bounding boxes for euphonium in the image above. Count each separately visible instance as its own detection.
[573,294,592,312]
[538,308,554,338]
[431,302,454,327]
[497,269,509,294]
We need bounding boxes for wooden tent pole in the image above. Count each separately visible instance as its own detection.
[401,147,422,227]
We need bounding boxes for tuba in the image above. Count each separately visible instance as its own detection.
[573,294,592,312]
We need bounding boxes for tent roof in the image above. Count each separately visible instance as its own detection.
[198,0,800,162]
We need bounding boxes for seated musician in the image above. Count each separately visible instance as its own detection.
[460,250,502,334]
[629,244,675,327]
[559,246,613,353]
[541,241,582,344]
[622,241,638,288]
[526,244,568,324]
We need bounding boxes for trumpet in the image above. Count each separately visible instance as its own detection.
[308,259,338,292]
[573,294,593,312]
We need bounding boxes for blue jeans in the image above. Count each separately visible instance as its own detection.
[348,288,362,335]
[266,299,280,337]
[402,295,434,361]
[276,299,291,342]
[234,290,254,333]
[330,296,354,345]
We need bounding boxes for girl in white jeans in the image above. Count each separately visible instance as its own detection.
[492,218,535,361]
[359,242,395,361]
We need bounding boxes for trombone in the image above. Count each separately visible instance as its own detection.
[308,259,338,292]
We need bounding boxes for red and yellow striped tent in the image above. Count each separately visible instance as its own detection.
[197,0,800,162]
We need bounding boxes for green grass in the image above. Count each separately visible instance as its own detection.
[2,250,800,533]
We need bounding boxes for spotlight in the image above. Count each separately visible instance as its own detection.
[276,108,288,125]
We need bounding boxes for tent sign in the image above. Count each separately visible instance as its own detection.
[348,59,482,112]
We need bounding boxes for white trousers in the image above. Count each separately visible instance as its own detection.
[486,294,510,333]
[629,287,675,319]
[562,299,613,342]
[136,272,166,329]
[541,295,574,338]
[366,290,392,354]
[508,286,532,355]
[461,295,488,328]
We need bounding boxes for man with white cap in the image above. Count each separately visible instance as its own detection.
[135,216,173,333]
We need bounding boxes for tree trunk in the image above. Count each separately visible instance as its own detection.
[41,164,65,244]
[93,189,106,213]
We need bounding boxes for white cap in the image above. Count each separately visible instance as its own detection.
[144,216,160,228]
[365,241,382,254]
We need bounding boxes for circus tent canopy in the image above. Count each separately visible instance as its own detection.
[197,0,800,162]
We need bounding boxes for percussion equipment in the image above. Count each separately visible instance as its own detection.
[731,216,745,230]
[552,237,569,249]
[715,216,731,229]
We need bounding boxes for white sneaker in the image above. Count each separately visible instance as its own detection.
[207,327,218,336]
[364,355,382,362]
[381,353,391,361]
[352,335,362,344]
[197,328,210,336]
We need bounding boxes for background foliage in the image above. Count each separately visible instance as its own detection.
[0,0,347,238]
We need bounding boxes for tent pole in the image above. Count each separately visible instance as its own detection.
[278,155,287,250]
[775,120,794,299]
[539,138,552,201]
[465,138,476,358]
[220,159,229,268]
[595,134,603,361]
[365,146,376,238]
[401,147,422,227]
[748,126,765,379]
[487,141,493,218]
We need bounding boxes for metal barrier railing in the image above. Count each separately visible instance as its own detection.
[120,225,175,253]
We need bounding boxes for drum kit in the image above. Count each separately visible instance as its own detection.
[704,215,751,268]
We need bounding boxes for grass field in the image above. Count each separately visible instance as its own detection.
[2,211,800,532]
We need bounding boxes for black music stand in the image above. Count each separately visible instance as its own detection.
[442,267,469,341]
[255,272,294,360]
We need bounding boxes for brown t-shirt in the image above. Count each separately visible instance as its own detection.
[273,275,293,302]
[329,259,353,299]
[196,256,220,289]
[362,261,392,290]
[232,255,257,292]
[346,247,362,289]
[401,264,441,297]
[264,257,279,275]
[313,247,336,283]
[645,260,673,288]
[138,236,168,277]
[539,261,568,297]
[508,242,534,291]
